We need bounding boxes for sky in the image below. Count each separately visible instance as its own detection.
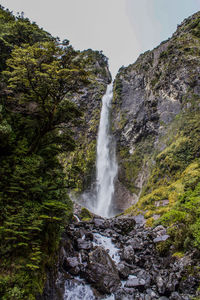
[1,0,200,75]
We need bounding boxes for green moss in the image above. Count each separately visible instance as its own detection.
[156,239,172,256]
[80,207,93,221]
[172,251,184,258]
[62,139,96,192]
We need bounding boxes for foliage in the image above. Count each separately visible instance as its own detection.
[0,6,91,299]
[0,5,53,71]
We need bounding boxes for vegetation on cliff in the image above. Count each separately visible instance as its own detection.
[0,6,109,299]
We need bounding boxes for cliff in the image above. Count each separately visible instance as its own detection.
[112,12,200,251]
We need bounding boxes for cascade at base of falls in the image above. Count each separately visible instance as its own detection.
[82,83,118,218]
[59,216,197,300]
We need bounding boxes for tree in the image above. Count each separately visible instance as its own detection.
[3,41,89,153]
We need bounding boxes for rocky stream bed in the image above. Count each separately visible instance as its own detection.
[41,216,200,300]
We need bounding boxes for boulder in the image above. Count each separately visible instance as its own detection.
[128,237,144,250]
[124,277,146,292]
[85,246,121,293]
[76,238,93,250]
[93,218,107,229]
[169,292,183,300]
[137,270,151,287]
[112,217,136,234]
[63,257,80,275]
[156,275,166,294]
[121,245,135,263]
[153,235,170,243]
[115,289,135,300]
[117,263,130,279]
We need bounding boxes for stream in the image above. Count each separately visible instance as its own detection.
[63,231,119,300]
[57,216,197,300]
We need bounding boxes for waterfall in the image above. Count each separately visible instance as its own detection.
[95,83,118,217]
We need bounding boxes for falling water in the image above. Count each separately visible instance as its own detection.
[95,83,118,217]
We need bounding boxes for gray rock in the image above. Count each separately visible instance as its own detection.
[121,245,135,263]
[156,275,166,294]
[169,292,182,300]
[93,218,105,228]
[137,270,151,287]
[85,246,121,293]
[115,289,135,300]
[146,288,158,298]
[76,238,93,250]
[125,278,146,292]
[153,225,167,235]
[63,257,80,275]
[144,295,152,300]
[112,217,136,234]
[128,237,144,250]
[153,235,170,243]
[117,263,130,279]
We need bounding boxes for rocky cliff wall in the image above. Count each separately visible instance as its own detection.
[112,12,200,224]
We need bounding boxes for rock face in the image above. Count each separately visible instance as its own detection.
[112,12,200,214]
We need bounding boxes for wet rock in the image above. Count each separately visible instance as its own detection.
[52,206,200,300]
[124,287,137,295]
[76,238,93,250]
[85,246,121,293]
[125,278,146,292]
[117,262,130,279]
[61,237,74,256]
[63,257,80,275]
[115,289,135,300]
[121,245,135,263]
[79,250,88,262]
[85,232,93,241]
[133,214,146,226]
[144,295,152,300]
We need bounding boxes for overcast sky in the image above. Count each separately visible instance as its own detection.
[1,0,200,75]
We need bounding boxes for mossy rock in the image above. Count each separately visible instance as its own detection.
[80,207,93,221]
[156,239,172,256]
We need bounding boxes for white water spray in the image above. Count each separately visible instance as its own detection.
[95,84,118,217]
